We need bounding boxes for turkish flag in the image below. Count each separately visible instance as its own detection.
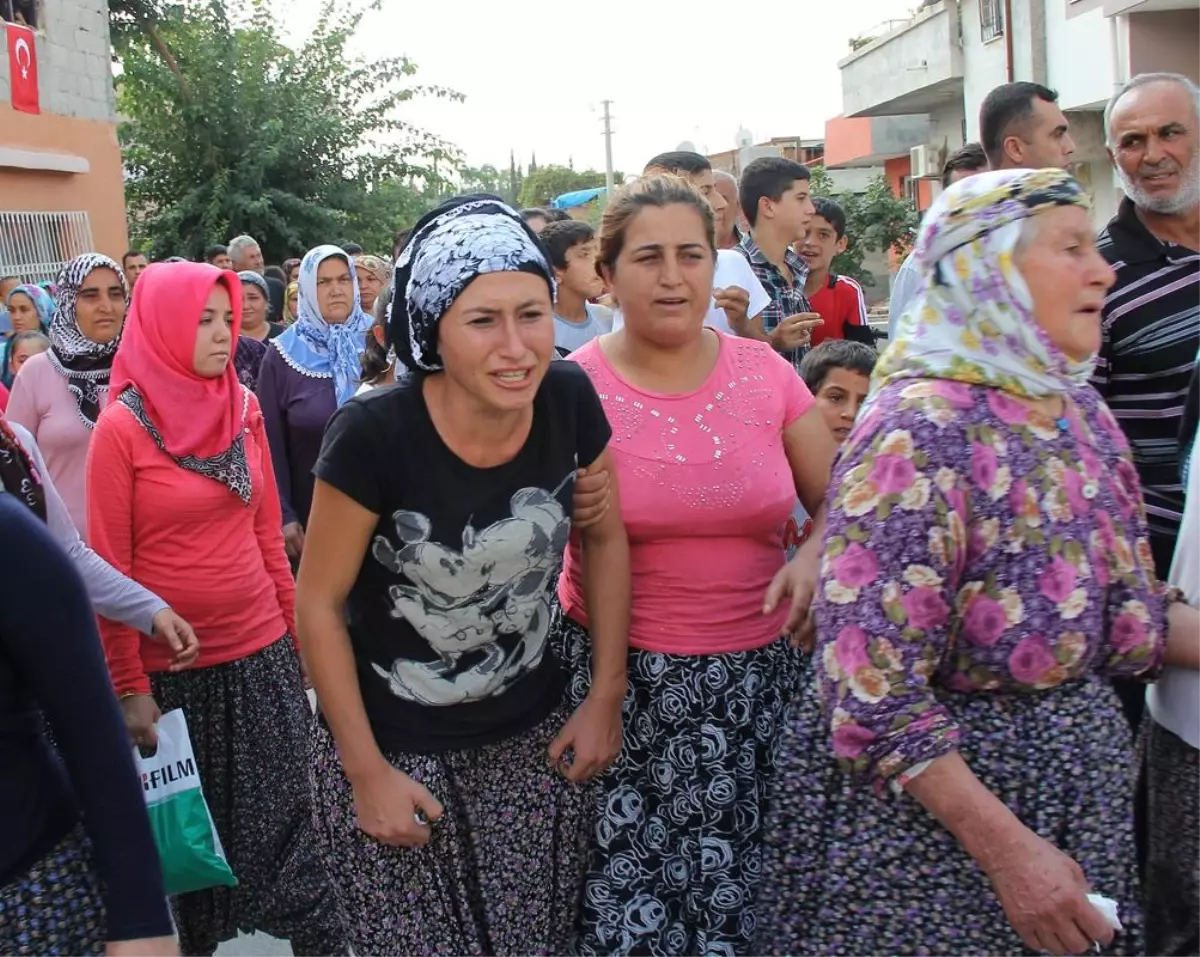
[7,24,39,114]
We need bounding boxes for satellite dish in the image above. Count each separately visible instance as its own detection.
[677,140,696,152]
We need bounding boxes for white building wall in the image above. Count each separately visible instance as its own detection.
[1045,0,1116,109]
[961,0,1010,139]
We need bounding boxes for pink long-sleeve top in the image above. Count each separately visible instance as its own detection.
[8,351,108,538]
[86,390,295,695]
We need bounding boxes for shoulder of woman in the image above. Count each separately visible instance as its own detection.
[11,349,52,386]
[544,354,595,392]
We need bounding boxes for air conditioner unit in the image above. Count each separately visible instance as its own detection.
[910,144,933,179]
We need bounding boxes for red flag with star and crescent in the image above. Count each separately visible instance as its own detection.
[6,23,39,114]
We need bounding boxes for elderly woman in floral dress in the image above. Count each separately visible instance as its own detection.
[754,169,1200,957]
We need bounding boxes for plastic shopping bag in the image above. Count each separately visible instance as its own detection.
[134,708,238,896]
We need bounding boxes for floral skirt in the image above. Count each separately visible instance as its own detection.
[560,615,803,957]
[0,825,106,956]
[755,671,1143,956]
[309,701,595,956]
[151,636,345,956]
[1144,717,1199,956]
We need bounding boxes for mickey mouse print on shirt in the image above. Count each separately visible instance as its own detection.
[368,472,574,708]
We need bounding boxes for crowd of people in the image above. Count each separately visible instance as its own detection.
[0,71,1197,957]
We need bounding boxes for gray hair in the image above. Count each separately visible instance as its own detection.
[227,235,260,262]
[1105,73,1200,147]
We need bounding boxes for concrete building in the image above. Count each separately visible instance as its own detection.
[706,133,897,303]
[0,0,126,282]
[823,0,1200,228]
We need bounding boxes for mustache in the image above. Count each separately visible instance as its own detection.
[1137,157,1184,174]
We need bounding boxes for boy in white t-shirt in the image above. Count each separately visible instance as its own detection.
[541,219,613,356]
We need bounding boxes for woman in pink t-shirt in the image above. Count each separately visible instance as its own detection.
[558,175,836,956]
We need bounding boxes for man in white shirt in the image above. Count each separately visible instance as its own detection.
[611,152,770,335]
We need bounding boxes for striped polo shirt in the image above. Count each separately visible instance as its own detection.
[1093,197,1200,577]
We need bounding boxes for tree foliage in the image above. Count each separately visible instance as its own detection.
[517,165,621,210]
[116,0,461,261]
[809,165,918,287]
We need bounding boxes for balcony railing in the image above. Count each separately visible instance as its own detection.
[0,211,94,284]
[839,0,965,117]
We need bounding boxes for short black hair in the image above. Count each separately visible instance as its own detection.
[941,142,989,189]
[341,242,364,255]
[799,340,878,394]
[264,265,287,284]
[544,208,572,223]
[644,151,712,176]
[540,220,595,271]
[979,83,1059,168]
[739,157,811,228]
[810,197,847,240]
[520,208,550,223]
[122,249,145,267]
[204,244,229,262]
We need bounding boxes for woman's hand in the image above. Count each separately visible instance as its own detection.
[282,522,306,562]
[764,541,821,636]
[106,936,179,956]
[120,694,161,750]
[351,762,444,847]
[572,468,611,530]
[150,609,199,671]
[549,690,624,782]
[986,830,1115,955]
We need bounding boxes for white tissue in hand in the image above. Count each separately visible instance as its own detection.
[1086,893,1123,931]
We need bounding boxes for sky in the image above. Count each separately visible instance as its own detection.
[286,0,914,177]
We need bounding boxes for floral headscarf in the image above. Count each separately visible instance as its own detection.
[870,168,1092,409]
[47,253,129,428]
[270,245,372,406]
[354,254,389,287]
[283,281,299,325]
[4,284,54,329]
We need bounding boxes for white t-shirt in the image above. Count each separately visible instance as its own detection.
[611,249,771,335]
[1146,432,1199,750]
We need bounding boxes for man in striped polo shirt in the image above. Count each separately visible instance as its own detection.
[1094,72,1200,583]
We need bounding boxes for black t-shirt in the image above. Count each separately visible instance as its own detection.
[314,362,611,754]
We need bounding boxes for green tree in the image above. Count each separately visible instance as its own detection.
[808,165,918,287]
[117,0,461,261]
[517,165,620,210]
[458,164,505,197]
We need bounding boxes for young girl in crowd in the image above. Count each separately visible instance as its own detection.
[87,261,344,957]
[355,282,394,395]
[1,283,52,387]
[297,196,630,956]
[559,175,834,956]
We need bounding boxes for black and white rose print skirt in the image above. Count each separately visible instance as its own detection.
[558,614,804,957]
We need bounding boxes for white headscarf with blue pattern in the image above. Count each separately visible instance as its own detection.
[270,245,372,405]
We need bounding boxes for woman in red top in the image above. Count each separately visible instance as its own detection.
[87,262,344,957]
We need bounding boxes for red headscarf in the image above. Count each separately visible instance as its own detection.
[110,261,245,459]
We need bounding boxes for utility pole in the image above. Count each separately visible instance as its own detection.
[601,100,615,196]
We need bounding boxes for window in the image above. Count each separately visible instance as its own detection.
[979,0,1004,41]
[2,0,39,30]
[0,212,94,284]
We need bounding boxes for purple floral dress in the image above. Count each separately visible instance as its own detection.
[754,379,1173,956]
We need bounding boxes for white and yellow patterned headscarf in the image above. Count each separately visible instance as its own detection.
[871,168,1092,406]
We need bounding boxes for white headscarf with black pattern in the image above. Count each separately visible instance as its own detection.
[391,198,555,372]
[47,253,129,428]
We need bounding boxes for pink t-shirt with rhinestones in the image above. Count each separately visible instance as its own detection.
[559,332,813,654]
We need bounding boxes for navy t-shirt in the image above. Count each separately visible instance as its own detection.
[314,362,611,754]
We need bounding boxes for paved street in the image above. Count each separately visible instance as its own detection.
[216,933,291,956]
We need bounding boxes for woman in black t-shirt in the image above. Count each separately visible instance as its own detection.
[297,196,631,956]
